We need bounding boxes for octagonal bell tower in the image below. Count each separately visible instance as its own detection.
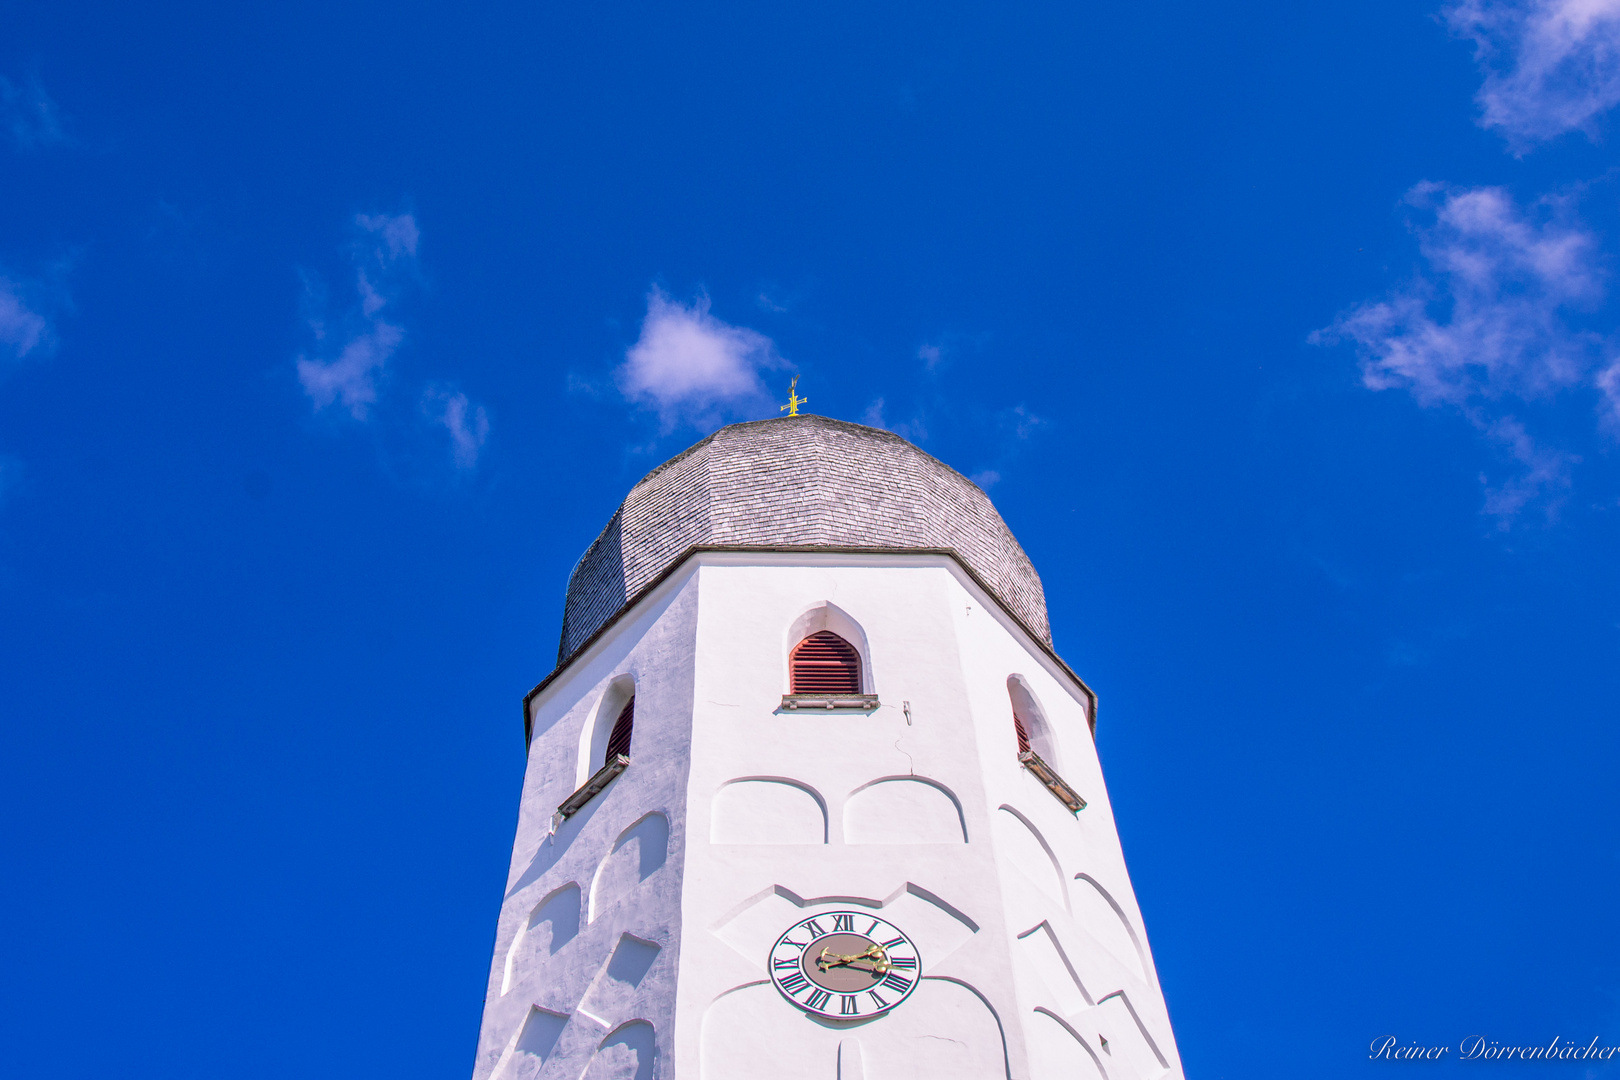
[472,415,1183,1080]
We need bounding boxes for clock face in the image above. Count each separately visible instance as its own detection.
[768,911,921,1019]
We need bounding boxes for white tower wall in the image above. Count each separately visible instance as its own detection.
[474,551,1182,1080]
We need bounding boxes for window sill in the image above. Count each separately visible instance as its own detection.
[1019,750,1087,813]
[779,693,880,712]
[557,754,629,819]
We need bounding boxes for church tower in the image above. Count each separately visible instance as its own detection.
[472,415,1183,1080]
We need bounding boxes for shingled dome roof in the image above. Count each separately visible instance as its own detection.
[558,414,1050,662]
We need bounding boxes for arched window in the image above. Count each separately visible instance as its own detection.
[790,631,861,694]
[558,681,636,822]
[604,696,634,762]
[1008,675,1087,813]
[1007,676,1051,763]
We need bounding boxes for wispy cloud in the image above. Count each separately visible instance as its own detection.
[1313,183,1606,522]
[0,275,50,363]
[0,270,57,514]
[1478,414,1579,518]
[293,213,491,470]
[616,288,785,431]
[424,386,490,469]
[1598,356,1620,430]
[1317,185,1600,405]
[1002,404,1047,440]
[295,318,402,419]
[1446,0,1620,148]
[969,469,1001,489]
[861,397,928,442]
[295,213,417,420]
[356,212,419,262]
[0,75,67,150]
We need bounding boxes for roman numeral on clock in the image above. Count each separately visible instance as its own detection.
[888,956,916,969]
[772,957,800,970]
[840,995,859,1015]
[779,972,809,994]
[832,914,854,932]
[880,937,905,949]
[867,990,889,1009]
[880,971,912,993]
[804,989,831,1011]
[865,920,880,936]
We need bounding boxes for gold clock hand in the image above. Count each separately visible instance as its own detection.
[814,943,892,975]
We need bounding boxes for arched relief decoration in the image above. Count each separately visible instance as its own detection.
[863,978,1012,1079]
[708,882,979,967]
[1081,992,1172,1075]
[1015,921,1093,1014]
[1008,674,1060,773]
[784,602,874,694]
[580,934,662,1025]
[709,887,872,963]
[699,977,1009,1080]
[711,778,827,845]
[995,805,1069,911]
[589,812,668,923]
[578,673,636,788]
[1072,874,1148,981]
[844,776,967,844]
[701,983,816,1080]
[583,1020,657,1080]
[502,882,581,995]
[495,1006,570,1080]
[1028,1008,1107,1080]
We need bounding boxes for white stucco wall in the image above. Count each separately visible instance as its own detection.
[473,552,1182,1080]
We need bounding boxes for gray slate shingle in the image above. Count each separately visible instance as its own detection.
[558,415,1050,661]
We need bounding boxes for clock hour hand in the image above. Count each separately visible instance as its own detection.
[814,944,892,975]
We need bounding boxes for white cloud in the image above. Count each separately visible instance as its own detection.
[1318,185,1600,405]
[1478,415,1579,520]
[1446,0,1620,147]
[296,319,403,419]
[1598,356,1620,429]
[424,387,490,469]
[970,469,1002,489]
[0,75,66,149]
[1321,186,1600,404]
[0,276,49,362]
[861,397,928,442]
[296,213,418,419]
[357,212,419,262]
[1314,183,1606,521]
[616,288,785,430]
[1003,404,1046,439]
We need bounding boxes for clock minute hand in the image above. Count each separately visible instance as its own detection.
[815,945,891,974]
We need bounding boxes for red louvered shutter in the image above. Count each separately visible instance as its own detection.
[1013,712,1032,754]
[604,698,634,760]
[790,631,861,694]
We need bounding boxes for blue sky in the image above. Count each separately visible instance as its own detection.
[3,2,1619,1076]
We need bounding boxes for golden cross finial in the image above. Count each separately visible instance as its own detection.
[780,375,808,417]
